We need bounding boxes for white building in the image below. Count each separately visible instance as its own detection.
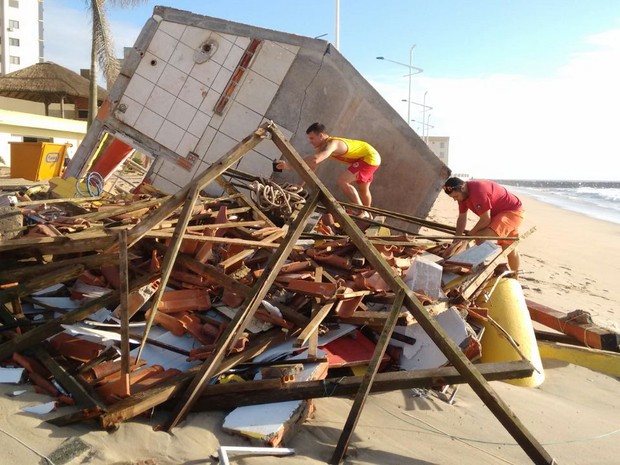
[427,136,449,166]
[0,0,44,75]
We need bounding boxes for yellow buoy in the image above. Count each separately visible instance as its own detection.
[477,277,545,387]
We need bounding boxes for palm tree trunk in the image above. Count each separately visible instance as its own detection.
[88,5,98,128]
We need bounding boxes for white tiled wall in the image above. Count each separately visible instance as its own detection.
[114,19,300,194]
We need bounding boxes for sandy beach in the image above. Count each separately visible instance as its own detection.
[0,192,618,465]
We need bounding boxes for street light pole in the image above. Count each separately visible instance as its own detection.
[407,44,416,126]
[422,90,428,142]
[334,0,340,49]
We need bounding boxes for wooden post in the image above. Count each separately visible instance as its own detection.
[306,267,324,357]
[163,192,320,431]
[331,290,405,464]
[118,230,131,397]
[268,123,556,465]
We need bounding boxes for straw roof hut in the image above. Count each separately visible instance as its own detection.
[0,61,108,118]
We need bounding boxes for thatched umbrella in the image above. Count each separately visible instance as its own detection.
[0,61,108,118]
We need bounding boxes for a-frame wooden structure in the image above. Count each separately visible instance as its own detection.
[116,121,556,464]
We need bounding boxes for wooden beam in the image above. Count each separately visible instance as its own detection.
[0,253,118,284]
[295,303,333,349]
[34,347,106,410]
[269,123,556,465]
[163,192,320,430]
[193,360,535,410]
[118,230,131,397]
[332,290,405,464]
[75,197,169,221]
[143,231,281,249]
[527,299,619,352]
[0,233,117,255]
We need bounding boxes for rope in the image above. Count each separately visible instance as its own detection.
[248,178,306,217]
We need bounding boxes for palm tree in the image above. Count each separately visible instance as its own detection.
[86,0,147,127]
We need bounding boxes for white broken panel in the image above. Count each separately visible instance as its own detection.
[404,257,443,300]
[22,401,57,415]
[0,367,25,384]
[390,307,469,371]
[446,241,501,267]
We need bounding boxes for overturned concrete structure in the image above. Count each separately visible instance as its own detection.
[65,6,449,218]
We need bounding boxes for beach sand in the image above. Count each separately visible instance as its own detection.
[1,193,618,465]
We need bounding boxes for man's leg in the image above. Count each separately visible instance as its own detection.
[337,169,363,205]
[357,181,372,207]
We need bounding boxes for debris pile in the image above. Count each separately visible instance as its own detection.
[1,124,614,462]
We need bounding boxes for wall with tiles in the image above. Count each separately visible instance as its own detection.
[113,19,299,195]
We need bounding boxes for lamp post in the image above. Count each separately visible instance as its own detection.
[401,98,432,140]
[334,0,340,49]
[376,45,423,126]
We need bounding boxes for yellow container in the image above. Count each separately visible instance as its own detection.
[477,277,545,387]
[9,142,70,181]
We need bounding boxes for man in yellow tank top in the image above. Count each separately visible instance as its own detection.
[277,122,381,217]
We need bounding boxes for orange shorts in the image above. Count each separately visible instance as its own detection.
[490,210,524,248]
[347,160,379,184]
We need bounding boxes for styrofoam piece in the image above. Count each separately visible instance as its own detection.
[22,402,56,415]
[404,257,443,300]
[0,367,25,384]
[253,324,355,363]
[390,307,469,370]
[32,283,65,296]
[6,389,27,397]
[446,241,501,267]
[129,329,200,371]
[218,446,295,465]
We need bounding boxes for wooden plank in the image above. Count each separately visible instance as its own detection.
[75,197,168,221]
[269,123,556,465]
[143,231,281,249]
[118,230,131,397]
[336,311,410,327]
[0,264,85,305]
[537,340,620,377]
[125,125,268,248]
[332,290,405,464]
[527,300,619,352]
[0,253,118,284]
[33,348,106,410]
[163,192,320,431]
[295,303,333,349]
[0,233,117,255]
[193,360,534,410]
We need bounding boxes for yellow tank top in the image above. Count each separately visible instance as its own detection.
[327,137,381,166]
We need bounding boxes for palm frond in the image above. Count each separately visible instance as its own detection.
[92,0,120,87]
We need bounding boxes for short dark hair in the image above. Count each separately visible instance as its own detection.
[306,122,327,135]
[444,177,465,189]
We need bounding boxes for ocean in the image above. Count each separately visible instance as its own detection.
[491,180,620,225]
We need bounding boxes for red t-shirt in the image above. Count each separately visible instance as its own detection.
[458,181,522,217]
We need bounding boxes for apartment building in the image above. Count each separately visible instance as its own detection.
[0,0,43,75]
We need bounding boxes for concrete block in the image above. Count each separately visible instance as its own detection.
[180,26,211,49]
[167,98,197,130]
[148,28,178,62]
[135,51,166,84]
[234,70,279,116]
[124,73,154,106]
[169,40,195,74]
[157,63,188,97]
[218,101,263,141]
[135,107,165,139]
[114,95,142,127]
[158,20,186,40]
[145,85,176,117]
[404,256,443,300]
[251,41,297,86]
[155,120,184,151]
[178,76,208,108]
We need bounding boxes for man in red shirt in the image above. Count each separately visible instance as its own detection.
[442,177,524,274]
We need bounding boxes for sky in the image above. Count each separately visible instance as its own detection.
[43,0,620,180]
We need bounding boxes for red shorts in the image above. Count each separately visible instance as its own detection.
[347,160,379,184]
[490,210,524,248]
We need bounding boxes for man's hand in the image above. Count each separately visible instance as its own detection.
[442,239,469,259]
[276,160,290,171]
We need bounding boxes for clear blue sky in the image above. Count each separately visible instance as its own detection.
[45,1,620,180]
